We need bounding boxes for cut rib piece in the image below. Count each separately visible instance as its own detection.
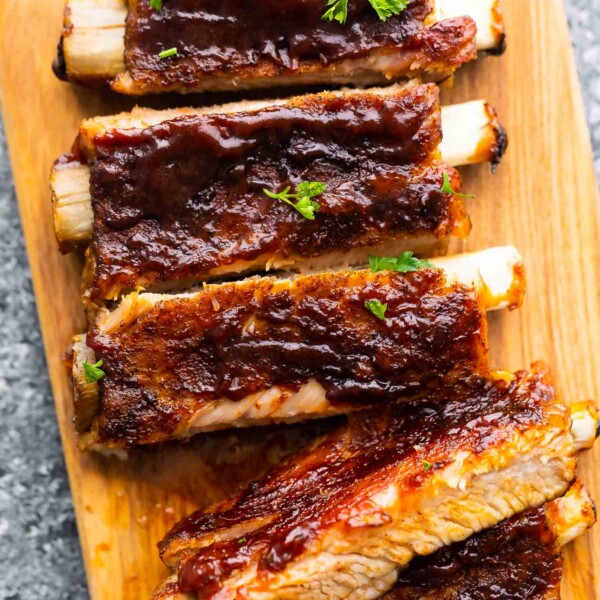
[154,481,596,600]
[50,84,507,300]
[53,0,504,94]
[152,363,583,600]
[385,480,595,600]
[51,91,506,255]
[72,246,525,451]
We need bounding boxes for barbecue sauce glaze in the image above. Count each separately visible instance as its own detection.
[154,366,561,597]
[123,0,477,90]
[82,85,466,299]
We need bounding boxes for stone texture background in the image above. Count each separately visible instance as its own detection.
[0,2,598,598]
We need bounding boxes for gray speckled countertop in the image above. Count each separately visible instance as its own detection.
[0,2,598,598]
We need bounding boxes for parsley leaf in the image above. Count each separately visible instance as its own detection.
[83,359,105,384]
[264,182,326,220]
[323,0,407,24]
[369,251,434,273]
[422,460,432,471]
[322,0,349,24]
[149,0,163,9]
[364,299,387,320]
[238,536,247,544]
[368,0,409,21]
[158,47,178,59]
[440,171,476,199]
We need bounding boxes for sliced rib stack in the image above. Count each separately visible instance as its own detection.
[49,3,599,597]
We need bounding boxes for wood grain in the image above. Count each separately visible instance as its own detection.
[1,0,599,598]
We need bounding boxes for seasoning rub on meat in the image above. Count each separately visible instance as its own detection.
[53,0,505,94]
[72,247,525,452]
[152,364,595,600]
[50,84,507,301]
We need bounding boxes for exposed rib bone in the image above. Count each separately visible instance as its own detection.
[434,0,505,52]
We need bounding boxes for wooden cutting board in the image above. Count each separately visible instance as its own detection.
[1,0,599,598]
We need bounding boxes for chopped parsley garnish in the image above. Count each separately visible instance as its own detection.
[364,299,387,320]
[83,359,105,384]
[322,0,408,25]
[158,47,178,59]
[263,181,326,220]
[149,0,163,9]
[322,0,349,24]
[440,171,476,199]
[369,251,434,273]
[238,536,247,544]
[368,0,409,21]
[422,460,432,471]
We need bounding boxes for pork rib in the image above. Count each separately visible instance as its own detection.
[53,0,504,94]
[50,84,506,301]
[72,247,524,452]
[385,479,596,600]
[152,363,589,600]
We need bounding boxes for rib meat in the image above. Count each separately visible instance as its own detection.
[385,480,596,600]
[53,0,504,94]
[50,84,507,301]
[71,247,525,452]
[152,363,582,600]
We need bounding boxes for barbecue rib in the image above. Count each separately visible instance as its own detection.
[53,0,504,94]
[50,84,507,301]
[152,363,592,600]
[72,246,524,452]
[385,480,596,600]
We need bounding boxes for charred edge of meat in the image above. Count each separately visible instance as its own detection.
[52,36,68,81]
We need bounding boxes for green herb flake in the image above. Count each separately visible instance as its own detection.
[367,0,409,21]
[158,47,178,60]
[149,0,163,9]
[364,299,387,320]
[369,251,434,274]
[323,0,408,24]
[263,181,326,220]
[422,460,432,471]
[322,0,349,24]
[440,171,476,199]
[238,536,247,544]
[83,359,105,384]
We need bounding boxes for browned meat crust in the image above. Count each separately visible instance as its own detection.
[386,505,562,600]
[156,364,571,598]
[69,84,468,301]
[84,268,487,448]
[118,0,476,93]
